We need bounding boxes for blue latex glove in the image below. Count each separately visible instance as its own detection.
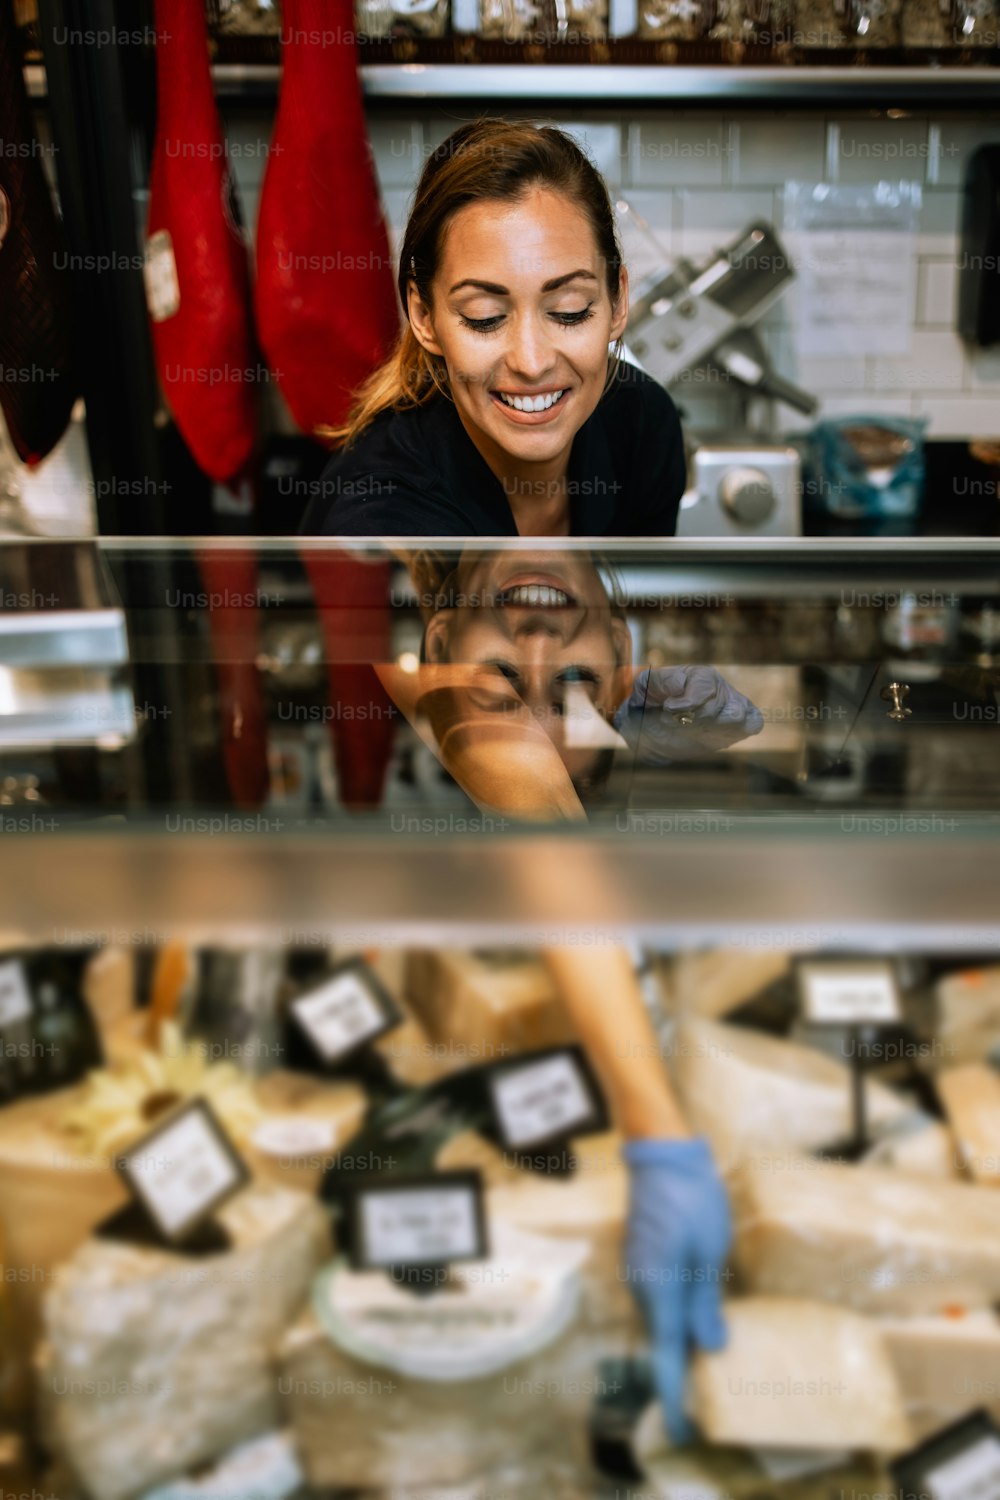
[622,1137,732,1445]
[614,666,765,765]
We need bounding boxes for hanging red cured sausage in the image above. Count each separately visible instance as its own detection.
[0,0,79,467]
[145,0,257,484]
[254,0,399,437]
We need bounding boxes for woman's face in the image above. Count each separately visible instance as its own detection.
[423,549,632,780]
[407,187,629,476]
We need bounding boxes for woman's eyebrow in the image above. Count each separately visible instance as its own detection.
[448,269,599,295]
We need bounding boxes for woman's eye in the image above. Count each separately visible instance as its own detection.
[552,306,596,326]
[558,666,599,684]
[460,314,504,334]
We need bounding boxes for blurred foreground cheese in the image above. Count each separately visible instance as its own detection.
[37,1186,328,1500]
[879,1310,1000,1439]
[404,949,576,1055]
[279,1224,595,1490]
[670,1019,911,1175]
[732,1159,1000,1314]
[690,1297,912,1453]
[934,967,1000,1067]
[936,1063,1000,1184]
[670,952,790,1020]
[247,1069,367,1193]
[439,1127,636,1333]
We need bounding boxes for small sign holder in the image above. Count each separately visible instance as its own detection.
[338,1168,487,1293]
[482,1044,611,1176]
[285,956,403,1095]
[797,959,903,1162]
[96,1097,251,1256]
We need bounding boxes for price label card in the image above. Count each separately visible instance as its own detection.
[290,959,398,1063]
[799,960,902,1026]
[927,1437,1000,1500]
[347,1171,486,1270]
[488,1047,609,1150]
[116,1098,250,1245]
[893,1411,1000,1500]
[0,959,32,1029]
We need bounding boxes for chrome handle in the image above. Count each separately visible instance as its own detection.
[880,682,912,721]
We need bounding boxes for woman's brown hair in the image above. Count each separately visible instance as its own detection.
[321,118,626,449]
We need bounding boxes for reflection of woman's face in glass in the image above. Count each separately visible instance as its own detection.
[422,550,632,783]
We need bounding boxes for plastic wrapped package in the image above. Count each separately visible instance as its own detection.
[878,1310,1000,1440]
[690,1297,912,1452]
[935,1064,1000,1185]
[934,967,1000,1067]
[668,1018,913,1176]
[279,1225,598,1490]
[37,1186,329,1500]
[404,949,577,1057]
[731,1159,1000,1315]
[669,951,790,1022]
[634,1431,891,1500]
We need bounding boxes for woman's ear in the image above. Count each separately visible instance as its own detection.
[609,264,629,344]
[424,612,450,663]
[407,281,445,358]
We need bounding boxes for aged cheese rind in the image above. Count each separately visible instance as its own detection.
[38,1186,329,1500]
[404,949,576,1055]
[690,1297,912,1453]
[732,1159,1000,1314]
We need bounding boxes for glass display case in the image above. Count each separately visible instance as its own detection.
[1,535,999,944]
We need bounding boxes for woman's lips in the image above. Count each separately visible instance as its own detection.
[495,572,577,605]
[489,388,569,426]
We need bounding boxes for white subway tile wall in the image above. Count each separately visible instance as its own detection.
[215,106,1000,441]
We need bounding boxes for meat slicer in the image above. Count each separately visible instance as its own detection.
[621,205,819,537]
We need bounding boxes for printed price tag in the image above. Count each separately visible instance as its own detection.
[290,960,397,1063]
[0,959,32,1028]
[347,1171,486,1270]
[143,230,181,322]
[893,1409,1000,1500]
[491,1052,597,1148]
[117,1098,249,1244]
[799,961,902,1025]
[926,1437,1000,1500]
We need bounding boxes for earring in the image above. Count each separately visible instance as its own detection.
[410,254,416,275]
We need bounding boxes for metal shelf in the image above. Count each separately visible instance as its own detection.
[26,58,1000,107]
[212,61,1000,105]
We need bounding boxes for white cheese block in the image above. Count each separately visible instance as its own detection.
[935,1063,1000,1185]
[37,1186,329,1500]
[404,950,576,1056]
[860,1112,958,1180]
[690,1297,912,1454]
[670,1018,911,1176]
[879,1310,1000,1439]
[732,1159,1000,1315]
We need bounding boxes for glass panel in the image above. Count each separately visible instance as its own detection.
[1,536,999,829]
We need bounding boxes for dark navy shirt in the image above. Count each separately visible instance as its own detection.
[299,364,686,537]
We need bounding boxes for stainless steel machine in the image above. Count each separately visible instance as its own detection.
[622,207,819,537]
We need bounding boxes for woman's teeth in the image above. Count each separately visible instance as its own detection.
[500,585,570,607]
[497,389,566,413]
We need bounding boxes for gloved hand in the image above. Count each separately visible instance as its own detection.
[622,1136,732,1445]
[614,666,764,765]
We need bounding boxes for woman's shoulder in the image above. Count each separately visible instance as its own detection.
[298,400,465,535]
[600,360,681,428]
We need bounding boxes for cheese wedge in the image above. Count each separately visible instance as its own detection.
[936,1063,1000,1185]
[879,1310,1000,1440]
[732,1158,1000,1314]
[690,1297,912,1454]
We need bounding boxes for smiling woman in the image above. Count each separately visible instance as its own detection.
[299,119,687,538]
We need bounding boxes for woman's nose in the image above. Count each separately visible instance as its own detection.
[505,314,556,381]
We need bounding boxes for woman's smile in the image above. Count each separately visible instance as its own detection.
[490,385,571,424]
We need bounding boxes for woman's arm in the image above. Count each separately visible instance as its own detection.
[540,946,689,1139]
